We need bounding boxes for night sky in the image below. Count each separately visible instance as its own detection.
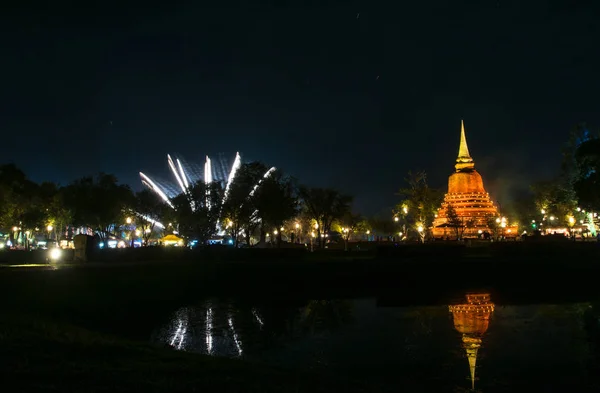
[2,1,599,215]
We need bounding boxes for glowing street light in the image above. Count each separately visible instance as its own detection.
[273,230,278,235]
[12,226,18,232]
[295,223,300,229]
[126,217,132,224]
[366,230,370,235]
[568,216,575,225]
[417,226,423,233]
[46,224,53,232]
[135,230,141,236]
[549,216,555,221]
[403,206,408,214]
[394,217,399,222]
[541,209,546,214]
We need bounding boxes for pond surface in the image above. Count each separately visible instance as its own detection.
[152,294,600,392]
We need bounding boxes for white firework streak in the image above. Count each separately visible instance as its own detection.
[177,158,190,190]
[140,173,174,208]
[139,214,165,229]
[205,156,213,210]
[141,155,277,234]
[248,167,276,198]
[168,154,187,194]
[222,152,242,205]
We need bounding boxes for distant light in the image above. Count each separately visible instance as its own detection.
[478,230,482,234]
[49,248,62,261]
[126,217,132,224]
[394,217,399,222]
[0,243,4,249]
[47,225,53,232]
[228,239,233,245]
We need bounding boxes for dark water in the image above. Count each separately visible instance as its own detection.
[152,294,600,392]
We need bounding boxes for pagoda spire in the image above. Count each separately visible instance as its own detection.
[455,119,475,171]
[465,341,479,391]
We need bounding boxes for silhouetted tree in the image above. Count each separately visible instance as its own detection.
[63,173,134,241]
[446,204,474,240]
[171,181,223,246]
[132,189,169,245]
[220,162,269,246]
[253,171,298,246]
[298,186,352,248]
[395,171,442,242]
[574,138,600,211]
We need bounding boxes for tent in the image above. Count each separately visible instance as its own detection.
[161,234,183,246]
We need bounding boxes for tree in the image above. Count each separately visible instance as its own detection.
[253,171,298,246]
[445,204,474,240]
[335,212,363,251]
[171,181,223,246]
[298,186,353,248]
[39,182,72,243]
[132,189,169,245]
[486,215,501,240]
[367,216,396,239]
[63,173,134,241]
[220,162,269,246]
[574,138,600,211]
[0,164,51,249]
[395,171,442,243]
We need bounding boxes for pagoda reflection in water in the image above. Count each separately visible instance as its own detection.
[449,293,495,391]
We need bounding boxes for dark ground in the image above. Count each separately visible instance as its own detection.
[1,242,600,392]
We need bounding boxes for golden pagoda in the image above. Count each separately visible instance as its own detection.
[432,120,512,239]
[449,293,495,391]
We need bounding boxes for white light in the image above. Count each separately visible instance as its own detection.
[204,156,213,184]
[140,172,174,208]
[49,248,62,261]
[168,154,186,194]
[176,158,189,190]
[223,152,242,203]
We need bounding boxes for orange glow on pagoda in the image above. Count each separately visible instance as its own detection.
[432,120,517,238]
[449,293,495,391]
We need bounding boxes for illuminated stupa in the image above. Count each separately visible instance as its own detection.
[449,293,495,391]
[432,121,503,238]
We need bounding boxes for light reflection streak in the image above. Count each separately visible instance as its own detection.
[252,308,264,327]
[228,316,243,356]
[206,308,213,354]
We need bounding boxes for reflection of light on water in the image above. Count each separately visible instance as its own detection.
[252,308,264,327]
[170,319,187,350]
[228,316,243,356]
[206,308,213,354]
